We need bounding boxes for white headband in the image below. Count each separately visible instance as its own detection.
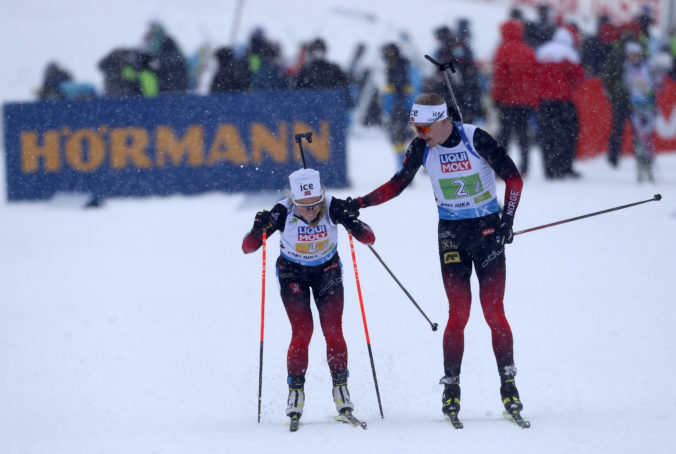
[410,103,448,123]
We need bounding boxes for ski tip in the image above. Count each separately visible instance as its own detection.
[289,414,300,432]
[504,410,531,428]
[444,412,464,429]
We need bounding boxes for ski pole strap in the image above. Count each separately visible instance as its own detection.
[453,121,481,160]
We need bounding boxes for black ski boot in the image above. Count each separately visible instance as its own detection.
[499,366,523,412]
[440,375,463,428]
[499,365,530,428]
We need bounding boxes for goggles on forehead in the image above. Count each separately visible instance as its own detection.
[293,193,324,209]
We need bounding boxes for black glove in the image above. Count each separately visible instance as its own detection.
[335,198,362,233]
[492,218,514,245]
[345,197,362,212]
[253,210,272,231]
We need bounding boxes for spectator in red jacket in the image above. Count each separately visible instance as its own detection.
[492,19,538,176]
[535,27,585,179]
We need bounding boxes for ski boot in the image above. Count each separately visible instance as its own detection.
[500,365,530,428]
[440,375,463,428]
[286,375,305,432]
[331,370,353,413]
[499,365,523,412]
[331,371,366,429]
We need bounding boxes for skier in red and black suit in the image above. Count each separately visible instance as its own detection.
[347,92,524,421]
[242,168,375,425]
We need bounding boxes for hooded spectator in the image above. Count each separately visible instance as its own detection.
[38,62,72,100]
[426,24,484,123]
[524,3,556,48]
[535,27,585,179]
[210,47,251,93]
[143,22,189,93]
[581,15,612,76]
[98,48,158,97]
[602,32,635,167]
[381,42,416,164]
[250,42,288,92]
[492,19,538,175]
[295,38,348,91]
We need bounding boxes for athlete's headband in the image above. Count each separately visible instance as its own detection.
[410,103,448,124]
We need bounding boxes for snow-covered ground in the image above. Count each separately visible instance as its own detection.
[2,1,676,453]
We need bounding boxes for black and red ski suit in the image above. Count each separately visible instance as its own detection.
[354,125,523,378]
[242,197,375,384]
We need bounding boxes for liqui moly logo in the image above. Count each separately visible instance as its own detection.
[440,152,471,173]
[298,225,328,241]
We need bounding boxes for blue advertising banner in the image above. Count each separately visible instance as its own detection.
[3,90,348,201]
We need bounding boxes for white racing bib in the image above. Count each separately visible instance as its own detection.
[278,195,338,266]
[422,124,499,220]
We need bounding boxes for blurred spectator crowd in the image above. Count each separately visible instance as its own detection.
[37,4,676,182]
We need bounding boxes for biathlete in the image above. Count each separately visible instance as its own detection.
[347,92,526,423]
[242,168,375,425]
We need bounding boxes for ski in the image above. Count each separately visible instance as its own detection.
[504,410,531,428]
[444,411,464,429]
[334,409,368,429]
[289,414,300,432]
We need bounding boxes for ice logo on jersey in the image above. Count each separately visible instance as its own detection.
[440,152,471,173]
[298,225,328,241]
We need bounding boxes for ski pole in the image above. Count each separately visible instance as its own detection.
[424,54,462,122]
[514,194,662,236]
[348,233,384,419]
[423,54,484,158]
[257,231,267,423]
[366,245,438,331]
[294,132,313,168]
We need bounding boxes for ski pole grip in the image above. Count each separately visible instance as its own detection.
[294,132,313,144]
[424,54,455,73]
[654,193,662,201]
[294,132,313,168]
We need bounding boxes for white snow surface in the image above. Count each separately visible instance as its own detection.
[1,1,676,453]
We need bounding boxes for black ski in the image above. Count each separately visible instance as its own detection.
[504,410,531,428]
[289,413,300,432]
[444,411,464,429]
[335,409,367,429]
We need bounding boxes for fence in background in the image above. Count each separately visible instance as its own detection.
[2,90,348,201]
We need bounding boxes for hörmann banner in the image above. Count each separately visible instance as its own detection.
[3,90,348,201]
